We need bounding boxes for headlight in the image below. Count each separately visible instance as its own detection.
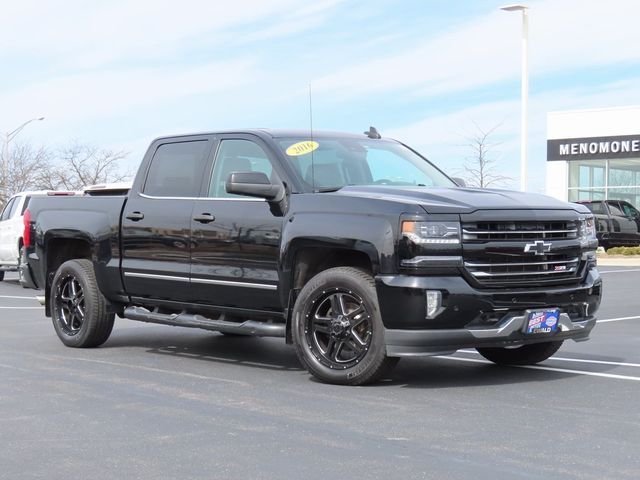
[579,217,596,242]
[401,221,460,244]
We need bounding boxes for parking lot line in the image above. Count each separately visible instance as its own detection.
[599,268,640,274]
[436,355,640,382]
[0,295,38,300]
[0,306,42,309]
[458,349,640,368]
[597,315,640,323]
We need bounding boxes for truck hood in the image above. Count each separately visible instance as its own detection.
[335,186,587,214]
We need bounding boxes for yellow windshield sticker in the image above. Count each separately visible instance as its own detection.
[286,141,319,156]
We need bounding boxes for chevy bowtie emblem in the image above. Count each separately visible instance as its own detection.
[524,240,552,255]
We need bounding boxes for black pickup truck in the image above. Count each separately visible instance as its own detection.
[21,129,602,385]
[577,199,640,249]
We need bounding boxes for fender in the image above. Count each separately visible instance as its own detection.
[32,199,126,305]
[279,211,398,306]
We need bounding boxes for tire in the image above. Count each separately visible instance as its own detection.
[50,259,115,348]
[476,341,563,366]
[292,267,398,385]
[0,271,4,281]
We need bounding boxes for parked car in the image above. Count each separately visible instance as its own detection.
[577,199,640,249]
[0,190,76,284]
[23,129,601,385]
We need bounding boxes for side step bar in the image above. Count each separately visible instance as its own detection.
[123,306,285,338]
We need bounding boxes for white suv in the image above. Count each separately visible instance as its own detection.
[0,191,76,284]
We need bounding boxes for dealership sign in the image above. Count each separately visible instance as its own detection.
[547,134,640,161]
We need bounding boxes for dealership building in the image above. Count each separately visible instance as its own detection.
[546,106,640,208]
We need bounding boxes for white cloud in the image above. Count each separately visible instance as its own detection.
[313,0,640,99]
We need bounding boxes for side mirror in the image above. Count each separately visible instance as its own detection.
[452,177,467,187]
[226,172,285,202]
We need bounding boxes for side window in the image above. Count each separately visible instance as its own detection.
[620,202,639,217]
[607,202,625,216]
[0,198,16,221]
[143,140,209,197]
[208,139,278,198]
[21,196,31,215]
[8,197,21,218]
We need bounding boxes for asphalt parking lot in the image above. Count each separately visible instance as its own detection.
[1,268,639,480]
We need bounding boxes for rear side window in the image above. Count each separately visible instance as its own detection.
[8,197,20,218]
[21,196,31,215]
[143,140,209,197]
[0,197,16,221]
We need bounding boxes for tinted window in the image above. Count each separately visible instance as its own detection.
[620,201,640,217]
[21,196,31,215]
[607,202,625,216]
[1,197,16,221]
[143,140,209,197]
[208,139,278,198]
[584,202,606,214]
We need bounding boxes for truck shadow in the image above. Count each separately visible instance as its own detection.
[105,327,622,387]
[106,328,303,372]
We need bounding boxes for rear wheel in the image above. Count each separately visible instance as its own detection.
[292,267,398,385]
[50,259,115,348]
[476,341,563,366]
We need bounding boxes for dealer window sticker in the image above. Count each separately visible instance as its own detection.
[286,141,319,157]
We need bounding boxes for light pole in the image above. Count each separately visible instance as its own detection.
[500,4,529,192]
[2,116,45,201]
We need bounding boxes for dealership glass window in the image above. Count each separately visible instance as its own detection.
[568,160,605,188]
[567,157,640,209]
[568,188,605,203]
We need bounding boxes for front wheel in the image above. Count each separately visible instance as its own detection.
[50,259,115,348]
[292,267,398,385]
[476,341,563,366]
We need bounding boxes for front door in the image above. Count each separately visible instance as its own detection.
[121,136,213,302]
[189,136,284,313]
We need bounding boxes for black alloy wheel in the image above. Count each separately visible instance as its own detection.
[292,267,398,385]
[50,259,114,348]
[304,289,372,370]
[54,274,86,336]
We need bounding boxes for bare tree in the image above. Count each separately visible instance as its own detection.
[1,142,52,206]
[37,141,131,191]
[461,123,512,189]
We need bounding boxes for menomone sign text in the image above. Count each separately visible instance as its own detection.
[547,134,640,161]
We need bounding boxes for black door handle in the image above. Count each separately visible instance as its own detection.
[193,213,215,223]
[126,211,144,221]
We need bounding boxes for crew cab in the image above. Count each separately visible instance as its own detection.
[577,199,640,249]
[22,129,602,385]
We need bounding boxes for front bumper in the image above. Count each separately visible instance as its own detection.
[376,267,602,357]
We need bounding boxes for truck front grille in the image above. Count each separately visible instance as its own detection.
[463,253,580,286]
[462,221,578,241]
[461,218,583,287]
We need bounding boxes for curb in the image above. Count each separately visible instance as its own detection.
[596,255,640,266]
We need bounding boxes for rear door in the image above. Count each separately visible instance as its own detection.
[0,197,19,263]
[121,136,213,302]
[189,135,284,312]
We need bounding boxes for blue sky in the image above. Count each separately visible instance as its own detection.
[2,0,640,193]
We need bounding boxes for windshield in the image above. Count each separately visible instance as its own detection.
[276,136,455,191]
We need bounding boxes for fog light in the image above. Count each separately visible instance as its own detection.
[426,290,443,319]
